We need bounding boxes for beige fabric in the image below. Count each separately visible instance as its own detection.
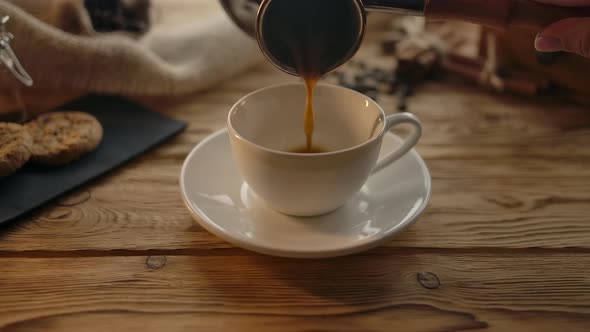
[0,0,263,113]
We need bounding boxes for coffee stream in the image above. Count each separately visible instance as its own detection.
[260,0,361,153]
[304,77,318,152]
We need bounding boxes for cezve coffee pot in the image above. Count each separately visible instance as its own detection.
[221,0,590,76]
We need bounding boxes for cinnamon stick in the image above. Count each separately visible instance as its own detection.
[442,55,548,96]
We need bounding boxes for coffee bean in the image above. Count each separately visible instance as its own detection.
[381,31,405,55]
[403,84,414,97]
[331,71,345,80]
[340,82,356,90]
[84,0,151,33]
[397,83,411,111]
[397,97,408,111]
[372,70,391,84]
[354,75,366,86]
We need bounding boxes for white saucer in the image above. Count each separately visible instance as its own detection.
[180,129,432,258]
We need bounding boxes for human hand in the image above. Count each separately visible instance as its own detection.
[534,0,590,58]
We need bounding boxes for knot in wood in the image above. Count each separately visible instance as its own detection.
[146,256,167,270]
[417,272,440,289]
[57,189,91,207]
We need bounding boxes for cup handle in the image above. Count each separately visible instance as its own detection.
[372,112,422,175]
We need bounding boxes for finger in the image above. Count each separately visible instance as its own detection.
[532,0,590,6]
[535,17,590,57]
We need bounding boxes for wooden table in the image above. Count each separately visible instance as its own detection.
[2,7,590,332]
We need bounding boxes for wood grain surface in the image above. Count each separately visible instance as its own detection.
[1,1,590,331]
[1,254,589,331]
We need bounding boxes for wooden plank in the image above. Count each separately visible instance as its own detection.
[409,84,590,160]
[1,174,589,252]
[0,253,589,331]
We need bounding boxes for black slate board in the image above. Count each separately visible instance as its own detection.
[0,95,187,225]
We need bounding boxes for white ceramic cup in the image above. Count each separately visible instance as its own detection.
[228,83,422,217]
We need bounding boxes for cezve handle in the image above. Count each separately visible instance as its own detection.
[425,0,590,30]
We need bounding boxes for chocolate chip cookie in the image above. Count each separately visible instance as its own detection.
[0,123,32,177]
[25,112,103,166]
